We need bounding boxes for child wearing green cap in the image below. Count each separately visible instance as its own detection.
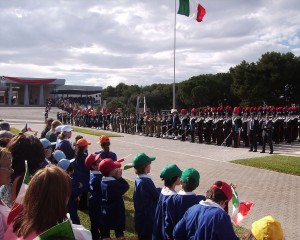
[152,164,182,240]
[165,168,205,240]
[133,153,160,240]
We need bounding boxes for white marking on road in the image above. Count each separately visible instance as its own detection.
[113,138,230,163]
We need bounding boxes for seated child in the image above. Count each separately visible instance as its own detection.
[242,215,284,240]
[152,164,182,240]
[85,153,102,240]
[98,158,129,239]
[173,180,239,240]
[165,168,205,240]
[132,152,160,240]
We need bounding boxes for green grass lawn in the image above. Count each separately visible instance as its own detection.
[78,180,247,239]
[72,127,122,138]
[231,155,300,176]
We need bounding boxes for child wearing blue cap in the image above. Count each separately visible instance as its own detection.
[57,158,83,225]
[152,164,182,240]
[132,153,160,240]
[165,168,205,239]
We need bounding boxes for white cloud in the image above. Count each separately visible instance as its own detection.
[0,0,299,87]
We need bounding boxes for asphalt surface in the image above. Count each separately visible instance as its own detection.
[1,107,300,239]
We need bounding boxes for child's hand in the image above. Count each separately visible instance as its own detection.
[230,183,237,190]
[78,182,83,188]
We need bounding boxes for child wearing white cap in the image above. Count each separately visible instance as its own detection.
[57,125,75,160]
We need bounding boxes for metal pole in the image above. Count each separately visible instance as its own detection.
[173,0,177,110]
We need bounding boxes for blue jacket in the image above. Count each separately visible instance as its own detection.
[165,190,205,239]
[67,177,82,225]
[173,201,238,240]
[152,187,177,240]
[133,175,160,236]
[89,171,103,226]
[101,176,129,231]
[73,152,90,192]
[95,150,117,161]
[89,170,103,200]
[58,139,75,160]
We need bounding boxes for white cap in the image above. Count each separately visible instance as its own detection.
[171,109,178,114]
[55,125,62,133]
[61,125,73,132]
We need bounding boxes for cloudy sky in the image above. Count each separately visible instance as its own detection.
[0,0,299,88]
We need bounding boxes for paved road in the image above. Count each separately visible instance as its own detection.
[1,107,300,239]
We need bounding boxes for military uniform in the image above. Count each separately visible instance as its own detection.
[189,108,197,143]
[261,115,274,154]
[196,113,205,143]
[180,109,189,141]
[144,112,150,136]
[247,114,259,152]
[155,113,162,137]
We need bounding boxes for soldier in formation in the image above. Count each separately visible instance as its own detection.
[56,103,300,154]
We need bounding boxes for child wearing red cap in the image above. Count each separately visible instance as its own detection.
[173,181,238,240]
[95,135,117,161]
[99,158,129,239]
[152,164,182,240]
[132,153,160,240]
[165,168,205,240]
[85,153,102,240]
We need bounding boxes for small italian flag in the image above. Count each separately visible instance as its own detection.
[231,187,254,225]
[178,0,206,22]
[7,161,30,225]
[33,219,75,240]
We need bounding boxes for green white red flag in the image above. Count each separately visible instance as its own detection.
[33,219,75,240]
[231,187,254,225]
[7,161,30,225]
[178,0,206,22]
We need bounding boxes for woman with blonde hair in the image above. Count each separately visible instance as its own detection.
[4,165,72,239]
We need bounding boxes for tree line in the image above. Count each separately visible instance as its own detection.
[101,51,300,112]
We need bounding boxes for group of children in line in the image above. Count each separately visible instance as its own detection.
[55,134,284,240]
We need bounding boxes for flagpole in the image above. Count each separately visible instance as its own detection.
[173,0,177,110]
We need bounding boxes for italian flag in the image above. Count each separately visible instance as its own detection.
[7,161,30,225]
[33,219,74,240]
[178,0,206,22]
[231,187,254,225]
